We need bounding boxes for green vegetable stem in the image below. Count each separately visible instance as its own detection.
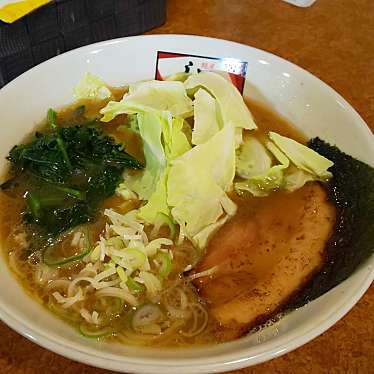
[47,108,72,170]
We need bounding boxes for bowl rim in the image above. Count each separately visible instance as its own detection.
[0,34,373,373]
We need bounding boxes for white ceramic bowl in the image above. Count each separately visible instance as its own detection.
[0,35,373,373]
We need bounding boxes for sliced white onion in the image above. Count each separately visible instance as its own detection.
[71,231,82,247]
[78,262,100,277]
[188,266,218,281]
[104,209,144,231]
[91,311,99,325]
[95,278,121,289]
[138,271,162,297]
[94,267,117,282]
[99,237,106,261]
[68,277,98,297]
[80,308,93,323]
[95,287,138,306]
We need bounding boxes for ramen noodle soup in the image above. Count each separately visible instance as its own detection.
[0,72,355,347]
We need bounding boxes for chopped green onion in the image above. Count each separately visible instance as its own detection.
[126,277,145,294]
[132,303,163,330]
[111,298,124,314]
[124,248,147,269]
[90,245,100,261]
[156,252,173,278]
[116,266,128,282]
[106,237,124,249]
[79,323,114,339]
[106,260,116,268]
[139,271,162,297]
[152,212,177,239]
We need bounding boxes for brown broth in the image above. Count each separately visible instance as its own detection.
[247,99,307,143]
[0,95,326,347]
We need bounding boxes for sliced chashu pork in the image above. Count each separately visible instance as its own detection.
[192,183,336,339]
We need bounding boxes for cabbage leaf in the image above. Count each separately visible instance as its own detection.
[235,140,290,196]
[167,124,236,247]
[269,131,333,180]
[73,72,112,100]
[192,89,221,145]
[235,132,333,196]
[138,170,169,223]
[236,137,272,179]
[193,215,230,249]
[125,112,166,201]
[100,80,193,122]
[138,115,191,223]
[283,166,316,192]
[162,115,191,161]
[184,72,257,134]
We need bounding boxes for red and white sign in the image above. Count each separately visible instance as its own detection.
[155,51,248,95]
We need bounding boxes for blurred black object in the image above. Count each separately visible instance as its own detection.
[0,0,166,87]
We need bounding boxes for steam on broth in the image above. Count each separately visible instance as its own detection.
[0,73,339,347]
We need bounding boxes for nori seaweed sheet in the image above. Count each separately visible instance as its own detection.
[289,138,374,308]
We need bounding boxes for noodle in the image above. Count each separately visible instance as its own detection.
[53,287,85,309]
[180,303,209,337]
[46,279,71,291]
[0,99,218,348]
[8,251,25,278]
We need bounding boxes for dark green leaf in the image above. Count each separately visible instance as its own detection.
[3,117,143,238]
